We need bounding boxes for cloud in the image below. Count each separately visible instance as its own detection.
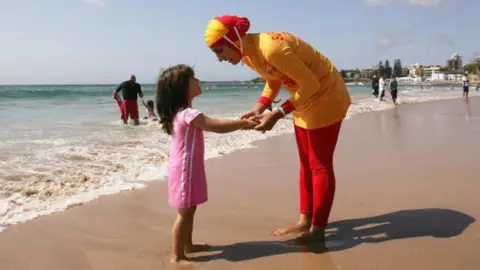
[374,29,413,51]
[408,0,443,6]
[85,0,106,7]
[363,0,394,5]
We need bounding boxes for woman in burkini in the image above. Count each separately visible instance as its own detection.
[156,64,258,263]
[205,15,351,242]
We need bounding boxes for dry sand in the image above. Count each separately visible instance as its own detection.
[0,98,479,270]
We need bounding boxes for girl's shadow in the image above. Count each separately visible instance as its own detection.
[192,208,475,262]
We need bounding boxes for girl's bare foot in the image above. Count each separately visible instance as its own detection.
[184,243,209,253]
[170,255,191,264]
[273,221,310,236]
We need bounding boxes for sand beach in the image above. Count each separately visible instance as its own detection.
[0,98,479,269]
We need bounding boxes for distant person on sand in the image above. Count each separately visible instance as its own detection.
[462,72,470,99]
[205,15,351,243]
[113,75,144,125]
[372,75,379,98]
[389,76,398,105]
[476,83,479,92]
[156,64,259,264]
[141,99,158,121]
[267,98,282,111]
[379,76,386,101]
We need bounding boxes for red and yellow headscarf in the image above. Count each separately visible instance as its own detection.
[204,15,250,55]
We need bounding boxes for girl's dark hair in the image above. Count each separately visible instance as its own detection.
[146,100,155,110]
[155,64,194,135]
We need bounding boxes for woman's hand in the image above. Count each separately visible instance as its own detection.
[240,102,270,119]
[253,109,284,132]
[240,104,266,130]
[240,108,262,120]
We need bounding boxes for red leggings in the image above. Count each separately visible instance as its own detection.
[294,121,342,226]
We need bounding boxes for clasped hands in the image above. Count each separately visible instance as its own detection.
[240,109,283,132]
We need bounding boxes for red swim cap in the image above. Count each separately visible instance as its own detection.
[204,15,250,48]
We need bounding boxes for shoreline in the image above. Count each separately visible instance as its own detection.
[0,96,478,269]
[1,93,477,233]
[345,80,480,85]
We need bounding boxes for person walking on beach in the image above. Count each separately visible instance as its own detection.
[205,15,351,243]
[113,75,144,125]
[462,72,470,99]
[156,64,258,264]
[378,76,386,101]
[372,75,379,98]
[389,76,398,105]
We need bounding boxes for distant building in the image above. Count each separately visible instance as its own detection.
[397,76,422,83]
[428,72,463,81]
[408,63,424,77]
[359,69,375,78]
[446,53,463,71]
[422,65,442,77]
[431,73,446,81]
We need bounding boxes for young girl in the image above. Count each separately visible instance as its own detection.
[155,64,258,263]
[141,99,158,121]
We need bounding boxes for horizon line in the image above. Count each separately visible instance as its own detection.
[0,80,261,86]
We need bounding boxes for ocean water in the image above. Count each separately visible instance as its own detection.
[0,82,477,231]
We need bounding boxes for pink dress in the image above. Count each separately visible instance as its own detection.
[168,108,207,209]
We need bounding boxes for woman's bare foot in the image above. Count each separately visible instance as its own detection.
[273,221,311,236]
[294,227,326,243]
[184,243,209,253]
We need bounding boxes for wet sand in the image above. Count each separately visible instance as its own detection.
[0,98,479,270]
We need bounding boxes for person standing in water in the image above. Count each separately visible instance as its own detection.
[204,15,351,242]
[389,76,398,105]
[462,72,470,99]
[141,99,158,121]
[372,75,379,98]
[378,76,386,101]
[113,75,144,125]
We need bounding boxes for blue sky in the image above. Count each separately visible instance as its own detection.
[0,0,477,84]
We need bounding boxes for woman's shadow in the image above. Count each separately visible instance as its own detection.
[324,208,475,251]
[192,208,475,263]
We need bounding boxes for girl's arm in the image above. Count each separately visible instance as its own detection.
[191,114,257,134]
[141,98,148,108]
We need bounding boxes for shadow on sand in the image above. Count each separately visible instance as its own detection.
[192,208,475,263]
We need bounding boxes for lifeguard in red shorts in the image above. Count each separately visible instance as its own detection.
[113,75,144,125]
[205,15,351,242]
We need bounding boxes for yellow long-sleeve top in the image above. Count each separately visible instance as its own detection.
[242,32,351,130]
